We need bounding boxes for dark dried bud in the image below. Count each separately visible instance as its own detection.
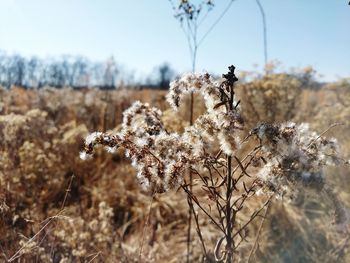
[222,65,238,89]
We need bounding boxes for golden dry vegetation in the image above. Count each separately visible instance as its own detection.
[0,72,349,262]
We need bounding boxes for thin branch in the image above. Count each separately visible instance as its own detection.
[197,8,210,27]
[138,193,155,261]
[188,196,207,257]
[8,212,64,262]
[186,177,193,263]
[307,123,343,149]
[85,251,101,263]
[255,0,268,66]
[207,166,226,230]
[232,196,272,240]
[61,174,75,210]
[182,185,225,233]
[198,0,237,47]
[214,236,226,262]
[180,23,195,58]
[8,174,75,262]
[247,201,271,263]
[234,155,252,177]
[231,145,262,175]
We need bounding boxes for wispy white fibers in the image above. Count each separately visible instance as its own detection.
[80,71,343,197]
[167,72,211,111]
[254,122,341,197]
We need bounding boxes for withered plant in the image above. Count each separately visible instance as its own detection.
[81,66,346,262]
[168,2,270,260]
[237,72,303,128]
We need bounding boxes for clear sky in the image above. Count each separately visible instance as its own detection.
[0,0,349,81]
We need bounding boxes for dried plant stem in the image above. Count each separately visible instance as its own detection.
[61,174,75,210]
[232,196,272,241]
[186,184,207,260]
[182,186,225,233]
[225,84,236,263]
[186,92,194,263]
[225,154,234,262]
[247,201,271,263]
[8,212,64,262]
[168,5,239,260]
[187,49,195,262]
[50,173,75,259]
[85,251,101,263]
[186,191,193,263]
[197,0,237,47]
[139,194,154,262]
[307,122,343,149]
[255,0,268,68]
[7,174,75,262]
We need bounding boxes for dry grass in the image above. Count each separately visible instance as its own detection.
[0,75,349,262]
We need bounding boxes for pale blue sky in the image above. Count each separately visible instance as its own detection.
[0,0,349,81]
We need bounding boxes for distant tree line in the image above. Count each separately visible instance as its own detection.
[0,53,121,89]
[145,63,176,90]
[0,52,176,90]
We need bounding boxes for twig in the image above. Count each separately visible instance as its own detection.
[187,194,207,258]
[8,174,75,262]
[8,212,63,262]
[247,201,271,263]
[232,196,272,240]
[307,123,343,149]
[85,251,101,263]
[255,0,268,68]
[138,193,155,262]
[214,236,226,262]
[234,155,252,177]
[186,188,193,263]
[187,94,195,263]
[182,185,225,233]
[198,0,238,47]
[61,174,75,210]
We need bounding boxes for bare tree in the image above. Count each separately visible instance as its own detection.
[102,56,118,89]
[0,53,122,89]
[25,57,40,88]
[154,62,175,89]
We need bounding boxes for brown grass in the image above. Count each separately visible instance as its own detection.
[0,75,349,262]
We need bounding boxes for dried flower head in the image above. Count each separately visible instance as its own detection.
[81,67,244,192]
[252,122,342,196]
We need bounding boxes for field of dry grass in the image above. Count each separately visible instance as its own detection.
[0,73,349,262]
